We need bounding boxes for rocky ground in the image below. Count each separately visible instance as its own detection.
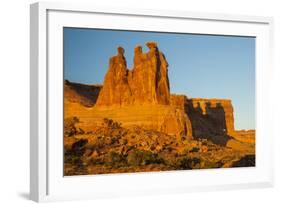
[64,117,255,176]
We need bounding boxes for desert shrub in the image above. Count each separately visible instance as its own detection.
[65,139,87,157]
[178,157,201,170]
[178,158,192,170]
[202,160,223,169]
[232,155,255,167]
[71,139,88,152]
[103,118,122,129]
[97,151,127,167]
[150,145,156,151]
[122,139,128,145]
[127,150,163,166]
[127,151,142,166]
[109,151,126,164]
[88,157,104,165]
[78,128,85,135]
[64,139,88,170]
[110,136,118,144]
[189,147,200,153]
[64,154,81,164]
[64,116,80,137]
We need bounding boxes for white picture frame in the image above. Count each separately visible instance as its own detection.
[30,2,274,202]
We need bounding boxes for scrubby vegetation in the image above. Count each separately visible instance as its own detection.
[64,117,84,137]
[64,118,255,175]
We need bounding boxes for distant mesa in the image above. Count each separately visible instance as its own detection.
[64,42,245,144]
[64,80,102,107]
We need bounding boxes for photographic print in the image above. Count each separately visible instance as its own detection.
[63,28,255,176]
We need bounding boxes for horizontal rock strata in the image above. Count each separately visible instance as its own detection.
[64,42,241,142]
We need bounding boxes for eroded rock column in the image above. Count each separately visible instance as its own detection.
[95,47,132,107]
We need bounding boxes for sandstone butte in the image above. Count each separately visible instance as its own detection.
[64,42,251,144]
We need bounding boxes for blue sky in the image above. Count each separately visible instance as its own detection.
[64,28,255,130]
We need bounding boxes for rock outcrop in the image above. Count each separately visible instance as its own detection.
[185,98,235,145]
[64,80,102,107]
[170,95,235,145]
[186,98,235,135]
[96,42,170,107]
[65,42,240,143]
[129,42,170,105]
[95,47,132,107]
[64,42,256,175]
[92,42,191,138]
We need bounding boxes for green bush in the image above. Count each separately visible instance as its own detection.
[64,116,81,137]
[88,157,104,165]
[127,150,163,166]
[189,147,200,153]
[179,157,201,170]
[64,139,88,163]
[109,151,124,163]
[103,118,122,129]
[202,160,223,169]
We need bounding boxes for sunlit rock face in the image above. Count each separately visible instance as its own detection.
[93,42,191,138]
[95,47,132,107]
[66,42,237,140]
[64,41,255,175]
[96,42,170,107]
[129,42,170,105]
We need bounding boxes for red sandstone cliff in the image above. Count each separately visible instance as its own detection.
[64,80,102,107]
[95,42,170,107]
[64,42,255,175]
[169,94,235,144]
[186,98,235,135]
[91,42,191,138]
[65,42,242,143]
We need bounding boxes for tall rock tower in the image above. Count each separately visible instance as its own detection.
[128,42,170,105]
[95,42,170,107]
[95,47,132,107]
[94,42,193,139]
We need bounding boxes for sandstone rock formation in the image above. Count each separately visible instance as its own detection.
[91,42,191,138]
[64,42,256,175]
[129,42,170,105]
[65,42,247,144]
[95,47,132,107]
[169,95,235,145]
[96,42,170,107]
[64,80,102,107]
[187,98,235,134]
[185,98,235,144]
